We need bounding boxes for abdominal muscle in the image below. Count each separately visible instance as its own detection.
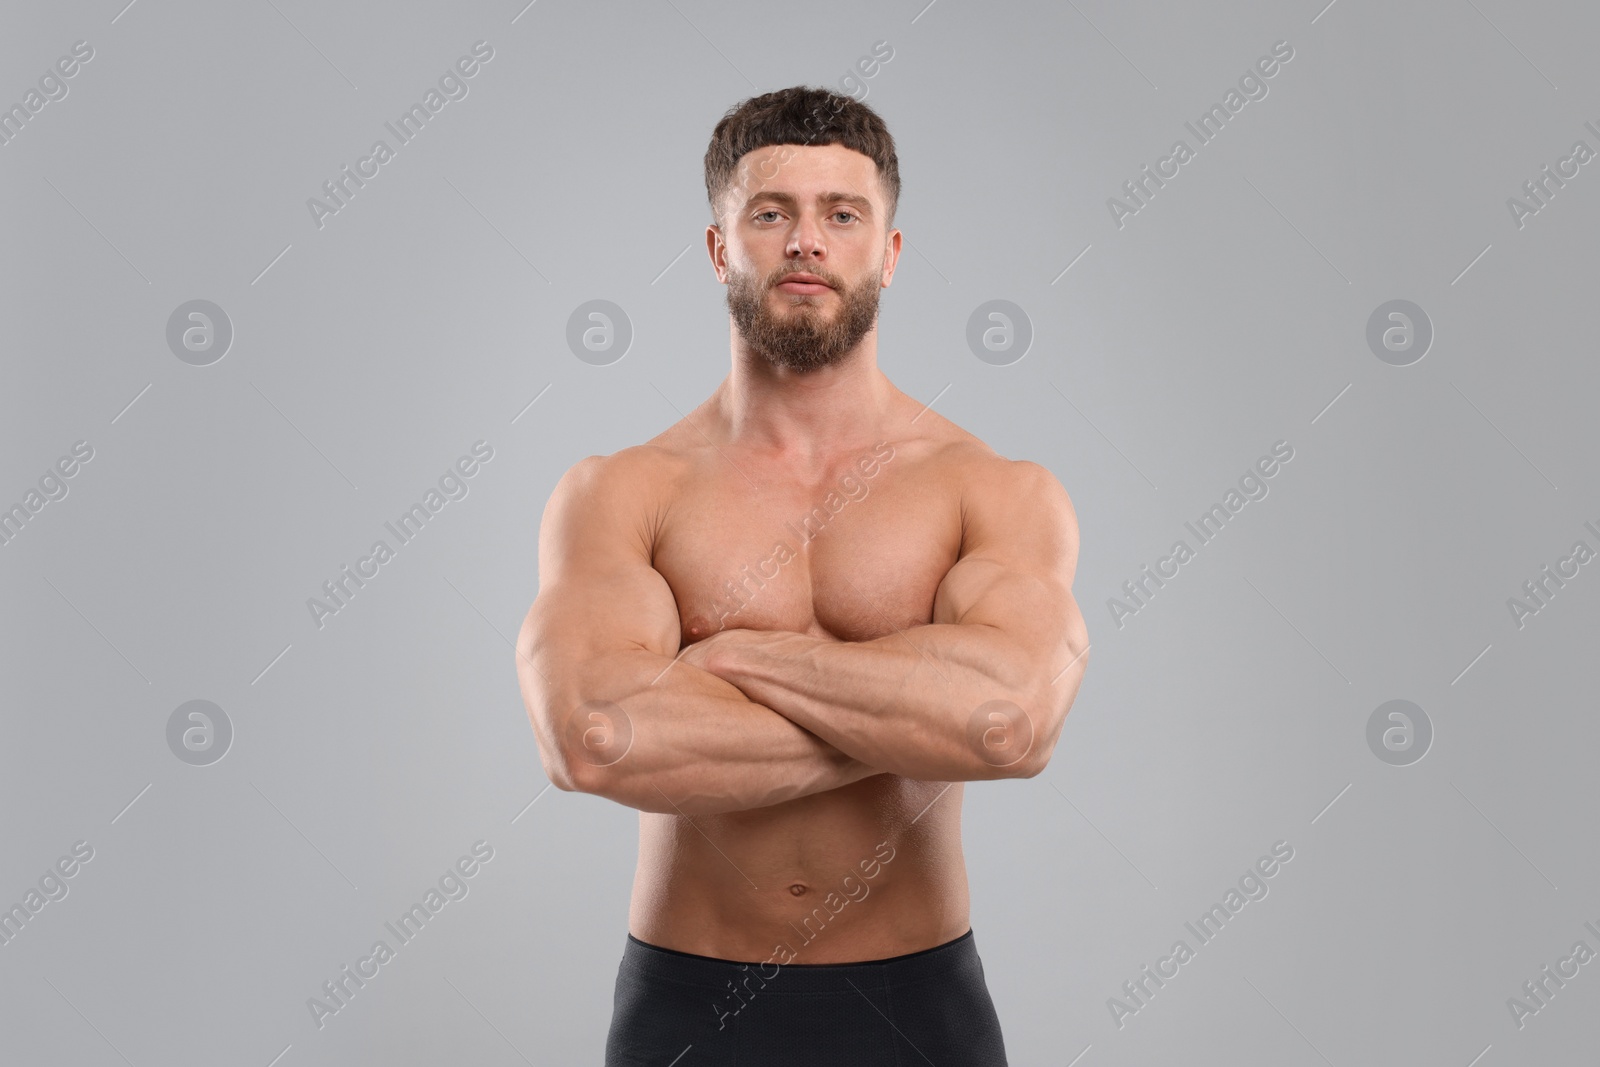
[628,773,971,963]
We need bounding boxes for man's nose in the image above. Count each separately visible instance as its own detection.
[786,216,827,259]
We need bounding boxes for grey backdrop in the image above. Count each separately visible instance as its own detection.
[3,0,1597,1063]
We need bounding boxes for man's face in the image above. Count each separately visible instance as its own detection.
[710,143,899,373]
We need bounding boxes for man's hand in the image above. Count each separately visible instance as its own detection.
[664,458,1088,783]
[677,627,887,788]
[679,627,795,677]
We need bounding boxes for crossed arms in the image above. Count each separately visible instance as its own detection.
[514,449,1089,816]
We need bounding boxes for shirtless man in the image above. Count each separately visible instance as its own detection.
[516,86,1088,1065]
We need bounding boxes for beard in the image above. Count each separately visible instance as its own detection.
[725,259,882,373]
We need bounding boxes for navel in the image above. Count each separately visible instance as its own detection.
[788,883,808,897]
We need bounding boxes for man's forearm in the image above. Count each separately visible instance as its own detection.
[702,626,1052,781]
[532,647,880,815]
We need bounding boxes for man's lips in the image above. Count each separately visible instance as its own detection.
[775,274,832,294]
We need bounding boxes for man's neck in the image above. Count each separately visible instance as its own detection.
[716,344,894,459]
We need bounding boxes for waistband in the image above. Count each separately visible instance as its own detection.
[620,928,979,994]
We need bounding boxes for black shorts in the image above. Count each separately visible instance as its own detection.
[604,927,1009,1066]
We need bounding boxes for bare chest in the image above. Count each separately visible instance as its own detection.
[653,442,961,645]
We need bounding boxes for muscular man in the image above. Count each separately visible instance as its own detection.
[517,86,1088,1065]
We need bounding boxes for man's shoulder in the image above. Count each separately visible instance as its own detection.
[903,419,1073,531]
[551,443,687,511]
[565,441,686,480]
[911,420,1062,495]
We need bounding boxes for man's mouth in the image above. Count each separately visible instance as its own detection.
[775,273,832,295]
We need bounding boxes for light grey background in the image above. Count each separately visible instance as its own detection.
[2,0,1597,1063]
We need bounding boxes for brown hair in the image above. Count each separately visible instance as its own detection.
[703,86,901,230]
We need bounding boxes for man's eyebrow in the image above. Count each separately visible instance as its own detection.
[744,190,874,214]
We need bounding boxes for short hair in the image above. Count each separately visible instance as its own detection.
[703,86,901,230]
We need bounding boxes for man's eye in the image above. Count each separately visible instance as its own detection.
[833,212,858,224]
[755,211,781,222]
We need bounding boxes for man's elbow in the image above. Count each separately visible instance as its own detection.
[535,702,633,796]
[1008,639,1086,778]
[523,685,646,802]
[540,746,585,794]
[522,690,599,795]
[1009,740,1056,779]
[996,684,1071,780]
[548,733,657,809]
[544,745,643,805]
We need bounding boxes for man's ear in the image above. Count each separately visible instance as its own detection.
[706,223,727,281]
[879,228,903,286]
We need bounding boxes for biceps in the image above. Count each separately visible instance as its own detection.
[934,557,1073,655]
[932,555,1012,626]
[527,566,683,667]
